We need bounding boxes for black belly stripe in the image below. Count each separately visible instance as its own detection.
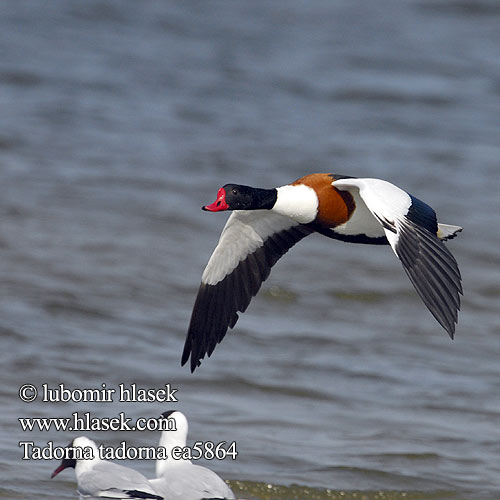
[313,225,389,245]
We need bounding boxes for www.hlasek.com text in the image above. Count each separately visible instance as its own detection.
[19,413,176,433]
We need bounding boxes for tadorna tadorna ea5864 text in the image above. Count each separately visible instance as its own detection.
[182,173,463,372]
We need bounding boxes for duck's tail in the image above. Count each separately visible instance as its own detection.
[437,223,463,241]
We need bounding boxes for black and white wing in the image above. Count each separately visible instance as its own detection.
[182,210,313,372]
[333,178,462,338]
[78,462,163,499]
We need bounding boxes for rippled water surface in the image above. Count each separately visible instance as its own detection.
[1,1,500,499]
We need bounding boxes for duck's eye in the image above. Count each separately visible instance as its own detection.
[232,189,238,195]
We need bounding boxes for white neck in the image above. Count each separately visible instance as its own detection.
[272,185,318,224]
[73,437,101,478]
[156,412,190,476]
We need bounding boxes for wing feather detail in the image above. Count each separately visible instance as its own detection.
[333,178,462,337]
[182,211,313,372]
[396,219,461,335]
[78,463,163,500]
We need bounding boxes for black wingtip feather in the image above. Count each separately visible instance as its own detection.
[125,490,163,500]
[395,217,462,338]
[182,224,313,371]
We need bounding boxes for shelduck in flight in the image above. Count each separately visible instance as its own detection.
[182,174,463,372]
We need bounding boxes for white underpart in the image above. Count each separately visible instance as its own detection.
[332,185,385,238]
[202,211,299,286]
[333,178,412,253]
[273,184,318,224]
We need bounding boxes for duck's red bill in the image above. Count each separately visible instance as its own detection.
[203,187,228,212]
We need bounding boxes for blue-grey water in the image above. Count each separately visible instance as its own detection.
[1,1,500,499]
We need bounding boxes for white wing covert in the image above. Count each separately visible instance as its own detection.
[333,178,462,337]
